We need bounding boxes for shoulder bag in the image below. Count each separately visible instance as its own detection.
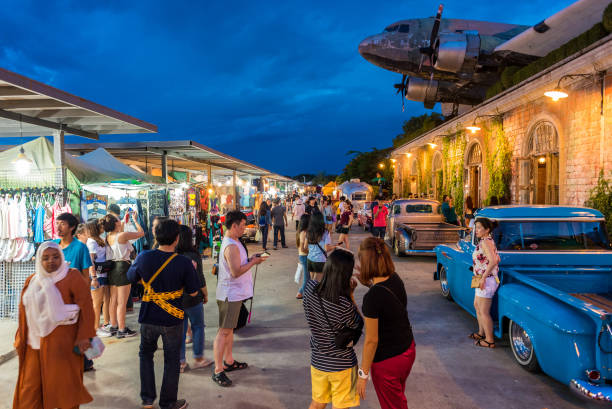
[317,294,363,349]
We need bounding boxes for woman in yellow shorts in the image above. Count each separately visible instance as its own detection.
[303,249,363,409]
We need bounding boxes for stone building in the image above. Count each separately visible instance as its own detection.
[391,35,612,210]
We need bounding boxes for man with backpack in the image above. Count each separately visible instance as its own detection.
[127,219,200,409]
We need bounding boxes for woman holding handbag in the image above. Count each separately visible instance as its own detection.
[296,214,311,299]
[469,217,500,348]
[303,248,363,409]
[355,238,415,409]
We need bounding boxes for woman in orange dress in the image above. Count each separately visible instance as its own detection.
[13,241,96,409]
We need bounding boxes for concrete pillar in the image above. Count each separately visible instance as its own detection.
[161,151,168,183]
[53,129,66,189]
[233,170,238,210]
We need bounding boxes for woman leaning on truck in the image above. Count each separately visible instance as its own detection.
[470,217,500,348]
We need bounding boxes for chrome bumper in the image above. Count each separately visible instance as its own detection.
[570,379,612,403]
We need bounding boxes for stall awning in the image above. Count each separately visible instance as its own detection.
[64,140,294,182]
[0,137,161,188]
[0,67,157,140]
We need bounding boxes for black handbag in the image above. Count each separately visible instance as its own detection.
[317,295,363,349]
[234,301,250,331]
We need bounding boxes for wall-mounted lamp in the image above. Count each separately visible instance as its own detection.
[379,163,384,169]
[544,73,601,102]
[391,158,397,163]
[465,113,504,134]
[538,156,546,164]
[405,153,412,158]
[427,142,437,148]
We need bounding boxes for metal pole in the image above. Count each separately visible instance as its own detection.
[161,151,168,184]
[53,128,66,189]
[233,170,238,210]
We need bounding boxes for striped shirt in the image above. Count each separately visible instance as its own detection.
[303,279,362,372]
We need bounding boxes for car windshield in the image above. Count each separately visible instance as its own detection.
[405,204,433,213]
[363,203,372,211]
[493,221,611,251]
[384,24,399,32]
[352,192,367,201]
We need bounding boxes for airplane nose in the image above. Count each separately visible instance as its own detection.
[358,35,375,56]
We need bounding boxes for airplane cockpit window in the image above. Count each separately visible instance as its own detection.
[384,25,399,33]
[398,24,410,33]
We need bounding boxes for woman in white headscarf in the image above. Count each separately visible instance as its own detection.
[13,241,96,409]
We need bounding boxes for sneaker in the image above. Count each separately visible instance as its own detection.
[142,401,154,409]
[96,327,112,338]
[104,325,118,336]
[116,327,137,339]
[168,399,188,409]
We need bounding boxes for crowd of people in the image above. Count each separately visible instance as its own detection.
[11,190,502,409]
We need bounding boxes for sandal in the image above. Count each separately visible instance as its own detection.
[224,360,248,372]
[180,362,189,373]
[468,332,485,340]
[296,293,303,299]
[475,339,495,348]
[212,371,233,387]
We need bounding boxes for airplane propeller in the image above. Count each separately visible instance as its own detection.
[419,3,444,80]
[393,74,408,111]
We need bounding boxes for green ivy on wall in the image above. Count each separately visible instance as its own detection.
[441,127,467,213]
[417,148,432,195]
[481,121,513,204]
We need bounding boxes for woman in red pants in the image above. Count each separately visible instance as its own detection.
[355,237,416,409]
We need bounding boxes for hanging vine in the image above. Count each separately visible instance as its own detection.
[481,121,512,204]
[441,127,467,212]
[417,148,432,195]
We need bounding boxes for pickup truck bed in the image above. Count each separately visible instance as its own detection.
[571,293,612,312]
[401,222,463,249]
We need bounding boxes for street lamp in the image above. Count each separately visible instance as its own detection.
[379,163,384,169]
[465,113,504,134]
[544,73,599,102]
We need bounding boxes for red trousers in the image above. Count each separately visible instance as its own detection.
[370,341,416,409]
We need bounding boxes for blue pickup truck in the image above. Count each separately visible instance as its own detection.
[434,206,612,403]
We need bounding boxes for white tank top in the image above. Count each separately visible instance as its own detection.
[108,234,132,261]
[216,236,253,302]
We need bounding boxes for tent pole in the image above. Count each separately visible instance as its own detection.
[53,128,66,189]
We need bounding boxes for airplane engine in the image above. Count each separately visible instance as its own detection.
[433,32,480,74]
[406,77,439,109]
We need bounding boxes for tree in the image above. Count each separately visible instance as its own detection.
[340,147,393,185]
[393,112,444,147]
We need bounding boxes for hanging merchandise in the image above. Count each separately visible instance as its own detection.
[83,192,108,220]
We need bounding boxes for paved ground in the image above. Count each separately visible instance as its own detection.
[0,223,599,409]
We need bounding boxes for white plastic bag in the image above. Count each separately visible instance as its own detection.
[255,229,262,242]
[84,336,106,360]
[294,262,303,284]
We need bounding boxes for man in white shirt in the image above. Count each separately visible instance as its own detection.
[212,211,265,388]
[292,199,305,230]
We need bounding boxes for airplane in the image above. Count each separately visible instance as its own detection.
[358,0,609,114]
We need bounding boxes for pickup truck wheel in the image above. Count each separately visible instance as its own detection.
[439,266,452,300]
[393,239,404,257]
[508,320,540,372]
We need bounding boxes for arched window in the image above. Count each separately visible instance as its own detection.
[467,143,482,166]
[519,121,559,204]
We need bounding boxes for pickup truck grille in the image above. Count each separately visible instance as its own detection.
[414,230,461,249]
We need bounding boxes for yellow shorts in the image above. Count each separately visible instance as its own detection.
[311,365,360,408]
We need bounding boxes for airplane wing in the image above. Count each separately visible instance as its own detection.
[493,0,609,58]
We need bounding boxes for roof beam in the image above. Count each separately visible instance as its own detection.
[0,86,37,97]
[0,99,72,110]
[0,109,99,140]
[33,109,104,118]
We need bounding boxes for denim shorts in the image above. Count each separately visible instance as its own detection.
[90,276,109,290]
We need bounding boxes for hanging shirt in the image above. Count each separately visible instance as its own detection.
[45,201,72,240]
[34,204,46,243]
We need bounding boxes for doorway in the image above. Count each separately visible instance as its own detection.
[518,121,559,205]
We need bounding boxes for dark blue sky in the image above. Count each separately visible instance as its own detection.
[2,0,575,176]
